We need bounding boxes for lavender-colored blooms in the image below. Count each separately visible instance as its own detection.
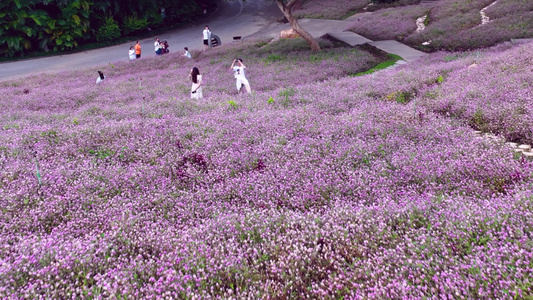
[365,0,421,12]
[293,0,369,19]
[0,37,533,299]
[346,0,533,51]
[348,5,430,40]
[405,0,533,50]
[484,0,533,19]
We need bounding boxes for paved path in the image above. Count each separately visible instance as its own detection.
[0,0,280,82]
[249,17,427,64]
[369,40,427,62]
[1,8,428,82]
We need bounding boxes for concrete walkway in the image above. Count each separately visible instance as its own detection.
[2,11,428,82]
[254,17,427,64]
[369,40,427,62]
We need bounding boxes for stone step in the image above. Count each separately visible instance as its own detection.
[368,40,428,63]
[325,32,372,47]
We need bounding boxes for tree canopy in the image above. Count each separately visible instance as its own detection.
[0,0,216,57]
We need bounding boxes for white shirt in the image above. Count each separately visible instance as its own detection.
[233,66,246,79]
[203,29,210,40]
[154,41,160,51]
[129,49,135,60]
[184,50,191,59]
[96,76,105,84]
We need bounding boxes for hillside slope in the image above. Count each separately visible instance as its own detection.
[0,38,532,298]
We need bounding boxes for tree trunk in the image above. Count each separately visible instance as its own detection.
[275,0,321,51]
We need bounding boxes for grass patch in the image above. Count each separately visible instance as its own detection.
[340,10,359,20]
[352,53,403,76]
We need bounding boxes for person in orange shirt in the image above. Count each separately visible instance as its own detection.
[135,41,141,58]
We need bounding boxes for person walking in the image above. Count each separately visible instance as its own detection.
[231,58,251,94]
[135,41,141,58]
[189,67,203,99]
[154,37,162,55]
[129,46,136,61]
[202,25,211,50]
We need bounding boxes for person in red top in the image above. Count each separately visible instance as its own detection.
[135,41,141,58]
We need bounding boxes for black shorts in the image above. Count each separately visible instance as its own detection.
[203,39,209,45]
[136,54,141,58]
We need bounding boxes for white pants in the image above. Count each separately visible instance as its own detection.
[236,77,251,93]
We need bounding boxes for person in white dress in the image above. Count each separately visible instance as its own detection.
[189,67,203,99]
[128,46,136,60]
[231,58,251,94]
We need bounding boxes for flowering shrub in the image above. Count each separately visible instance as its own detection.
[96,17,121,42]
[0,37,533,298]
[365,0,420,11]
[406,0,533,50]
[348,5,430,40]
[346,0,533,51]
[293,0,370,19]
[413,43,533,143]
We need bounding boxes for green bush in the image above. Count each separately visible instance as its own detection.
[146,11,163,28]
[96,17,121,42]
[123,14,148,35]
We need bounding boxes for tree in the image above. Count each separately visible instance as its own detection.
[41,0,92,51]
[0,0,48,56]
[275,0,320,51]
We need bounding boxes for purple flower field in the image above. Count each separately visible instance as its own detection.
[1,37,533,298]
[348,5,430,40]
[348,0,533,51]
[293,0,369,20]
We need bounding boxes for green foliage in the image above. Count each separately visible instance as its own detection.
[96,16,121,42]
[279,88,296,107]
[145,10,163,27]
[122,14,148,35]
[257,38,334,56]
[0,0,90,55]
[279,87,295,98]
[386,90,414,104]
[1,0,212,57]
[471,109,488,131]
[0,0,47,56]
[267,96,275,104]
[227,99,238,110]
[263,53,284,64]
[254,41,268,48]
[353,54,402,76]
[43,0,92,51]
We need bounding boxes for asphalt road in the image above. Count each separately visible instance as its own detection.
[0,0,281,82]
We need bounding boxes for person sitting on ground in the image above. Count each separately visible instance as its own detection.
[183,47,192,59]
[160,40,169,53]
[129,46,136,61]
[189,67,203,99]
[96,71,105,84]
[231,58,251,94]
